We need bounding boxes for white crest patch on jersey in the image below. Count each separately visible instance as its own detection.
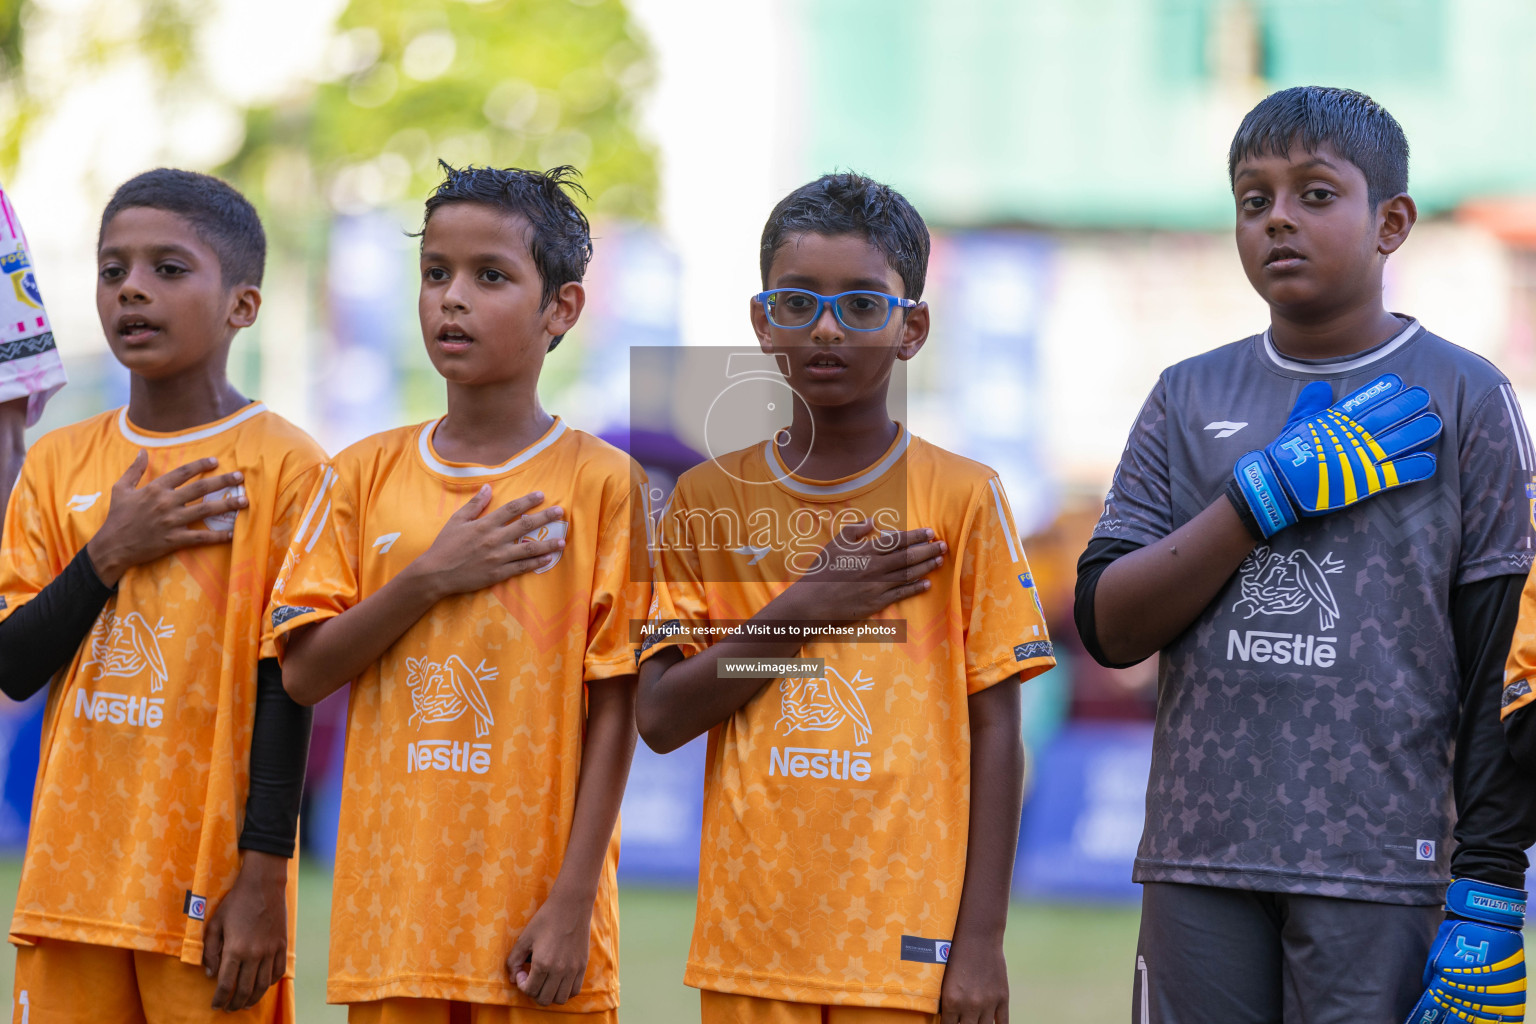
[525,519,569,574]
[66,493,100,512]
[200,484,245,532]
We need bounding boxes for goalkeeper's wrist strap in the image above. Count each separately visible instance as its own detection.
[1228,451,1296,540]
[1446,877,1527,928]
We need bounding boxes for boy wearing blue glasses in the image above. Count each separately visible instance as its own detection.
[637,172,1055,1024]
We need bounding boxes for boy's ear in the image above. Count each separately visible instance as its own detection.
[750,294,775,353]
[227,284,261,330]
[896,301,930,362]
[1376,193,1417,258]
[545,281,585,341]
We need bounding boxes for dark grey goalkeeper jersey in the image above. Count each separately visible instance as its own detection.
[1095,317,1536,905]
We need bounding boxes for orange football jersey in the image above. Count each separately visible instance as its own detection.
[1503,574,1536,718]
[641,427,1055,1013]
[0,403,326,968]
[269,417,649,1008]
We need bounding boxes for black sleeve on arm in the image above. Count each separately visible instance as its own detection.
[238,658,313,858]
[1504,689,1536,769]
[1450,573,1536,890]
[0,545,113,701]
[1074,536,1149,670]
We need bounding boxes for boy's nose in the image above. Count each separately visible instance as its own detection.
[809,306,843,342]
[117,270,151,303]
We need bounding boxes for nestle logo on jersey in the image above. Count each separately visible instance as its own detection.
[74,689,164,727]
[1226,630,1337,668]
[770,745,871,781]
[407,739,491,775]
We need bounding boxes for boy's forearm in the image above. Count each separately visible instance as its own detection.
[281,565,444,705]
[0,397,26,525]
[1093,496,1256,664]
[547,677,638,907]
[0,545,113,701]
[637,589,821,753]
[952,681,1025,947]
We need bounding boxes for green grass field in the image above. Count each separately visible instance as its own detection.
[0,860,1142,1020]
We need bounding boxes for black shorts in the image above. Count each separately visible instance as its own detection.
[1132,882,1441,1024]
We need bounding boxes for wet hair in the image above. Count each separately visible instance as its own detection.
[99,168,266,287]
[1228,86,1409,208]
[420,162,593,350]
[760,172,930,300]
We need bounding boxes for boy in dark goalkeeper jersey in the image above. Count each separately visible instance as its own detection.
[1078,86,1536,1023]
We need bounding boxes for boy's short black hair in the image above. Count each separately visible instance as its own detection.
[99,168,266,288]
[420,162,593,312]
[1228,86,1409,209]
[760,173,930,301]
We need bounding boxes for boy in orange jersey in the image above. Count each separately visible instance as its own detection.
[271,164,649,1024]
[636,173,1055,1024]
[0,169,326,1021]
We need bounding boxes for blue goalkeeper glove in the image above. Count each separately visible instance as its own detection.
[1229,373,1442,539]
[1404,878,1527,1024]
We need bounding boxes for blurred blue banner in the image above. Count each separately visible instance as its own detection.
[1015,722,1154,902]
[617,735,707,884]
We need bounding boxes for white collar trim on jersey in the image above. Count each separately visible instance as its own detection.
[763,424,910,497]
[116,402,267,447]
[1261,317,1421,376]
[417,417,566,478]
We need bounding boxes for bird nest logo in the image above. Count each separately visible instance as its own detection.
[1232,546,1344,631]
[81,610,174,692]
[776,666,875,747]
[406,655,496,738]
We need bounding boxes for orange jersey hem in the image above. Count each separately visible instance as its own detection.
[328,975,617,1011]
[12,912,185,959]
[685,965,938,1014]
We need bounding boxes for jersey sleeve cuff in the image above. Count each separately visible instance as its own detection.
[267,604,336,649]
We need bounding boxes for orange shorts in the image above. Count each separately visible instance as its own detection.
[11,937,293,1024]
[699,990,938,1024]
[346,1000,618,1024]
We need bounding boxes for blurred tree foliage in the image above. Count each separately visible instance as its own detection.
[228,0,658,223]
[0,0,658,220]
[0,0,206,174]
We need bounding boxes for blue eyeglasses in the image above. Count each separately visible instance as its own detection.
[753,289,917,332]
